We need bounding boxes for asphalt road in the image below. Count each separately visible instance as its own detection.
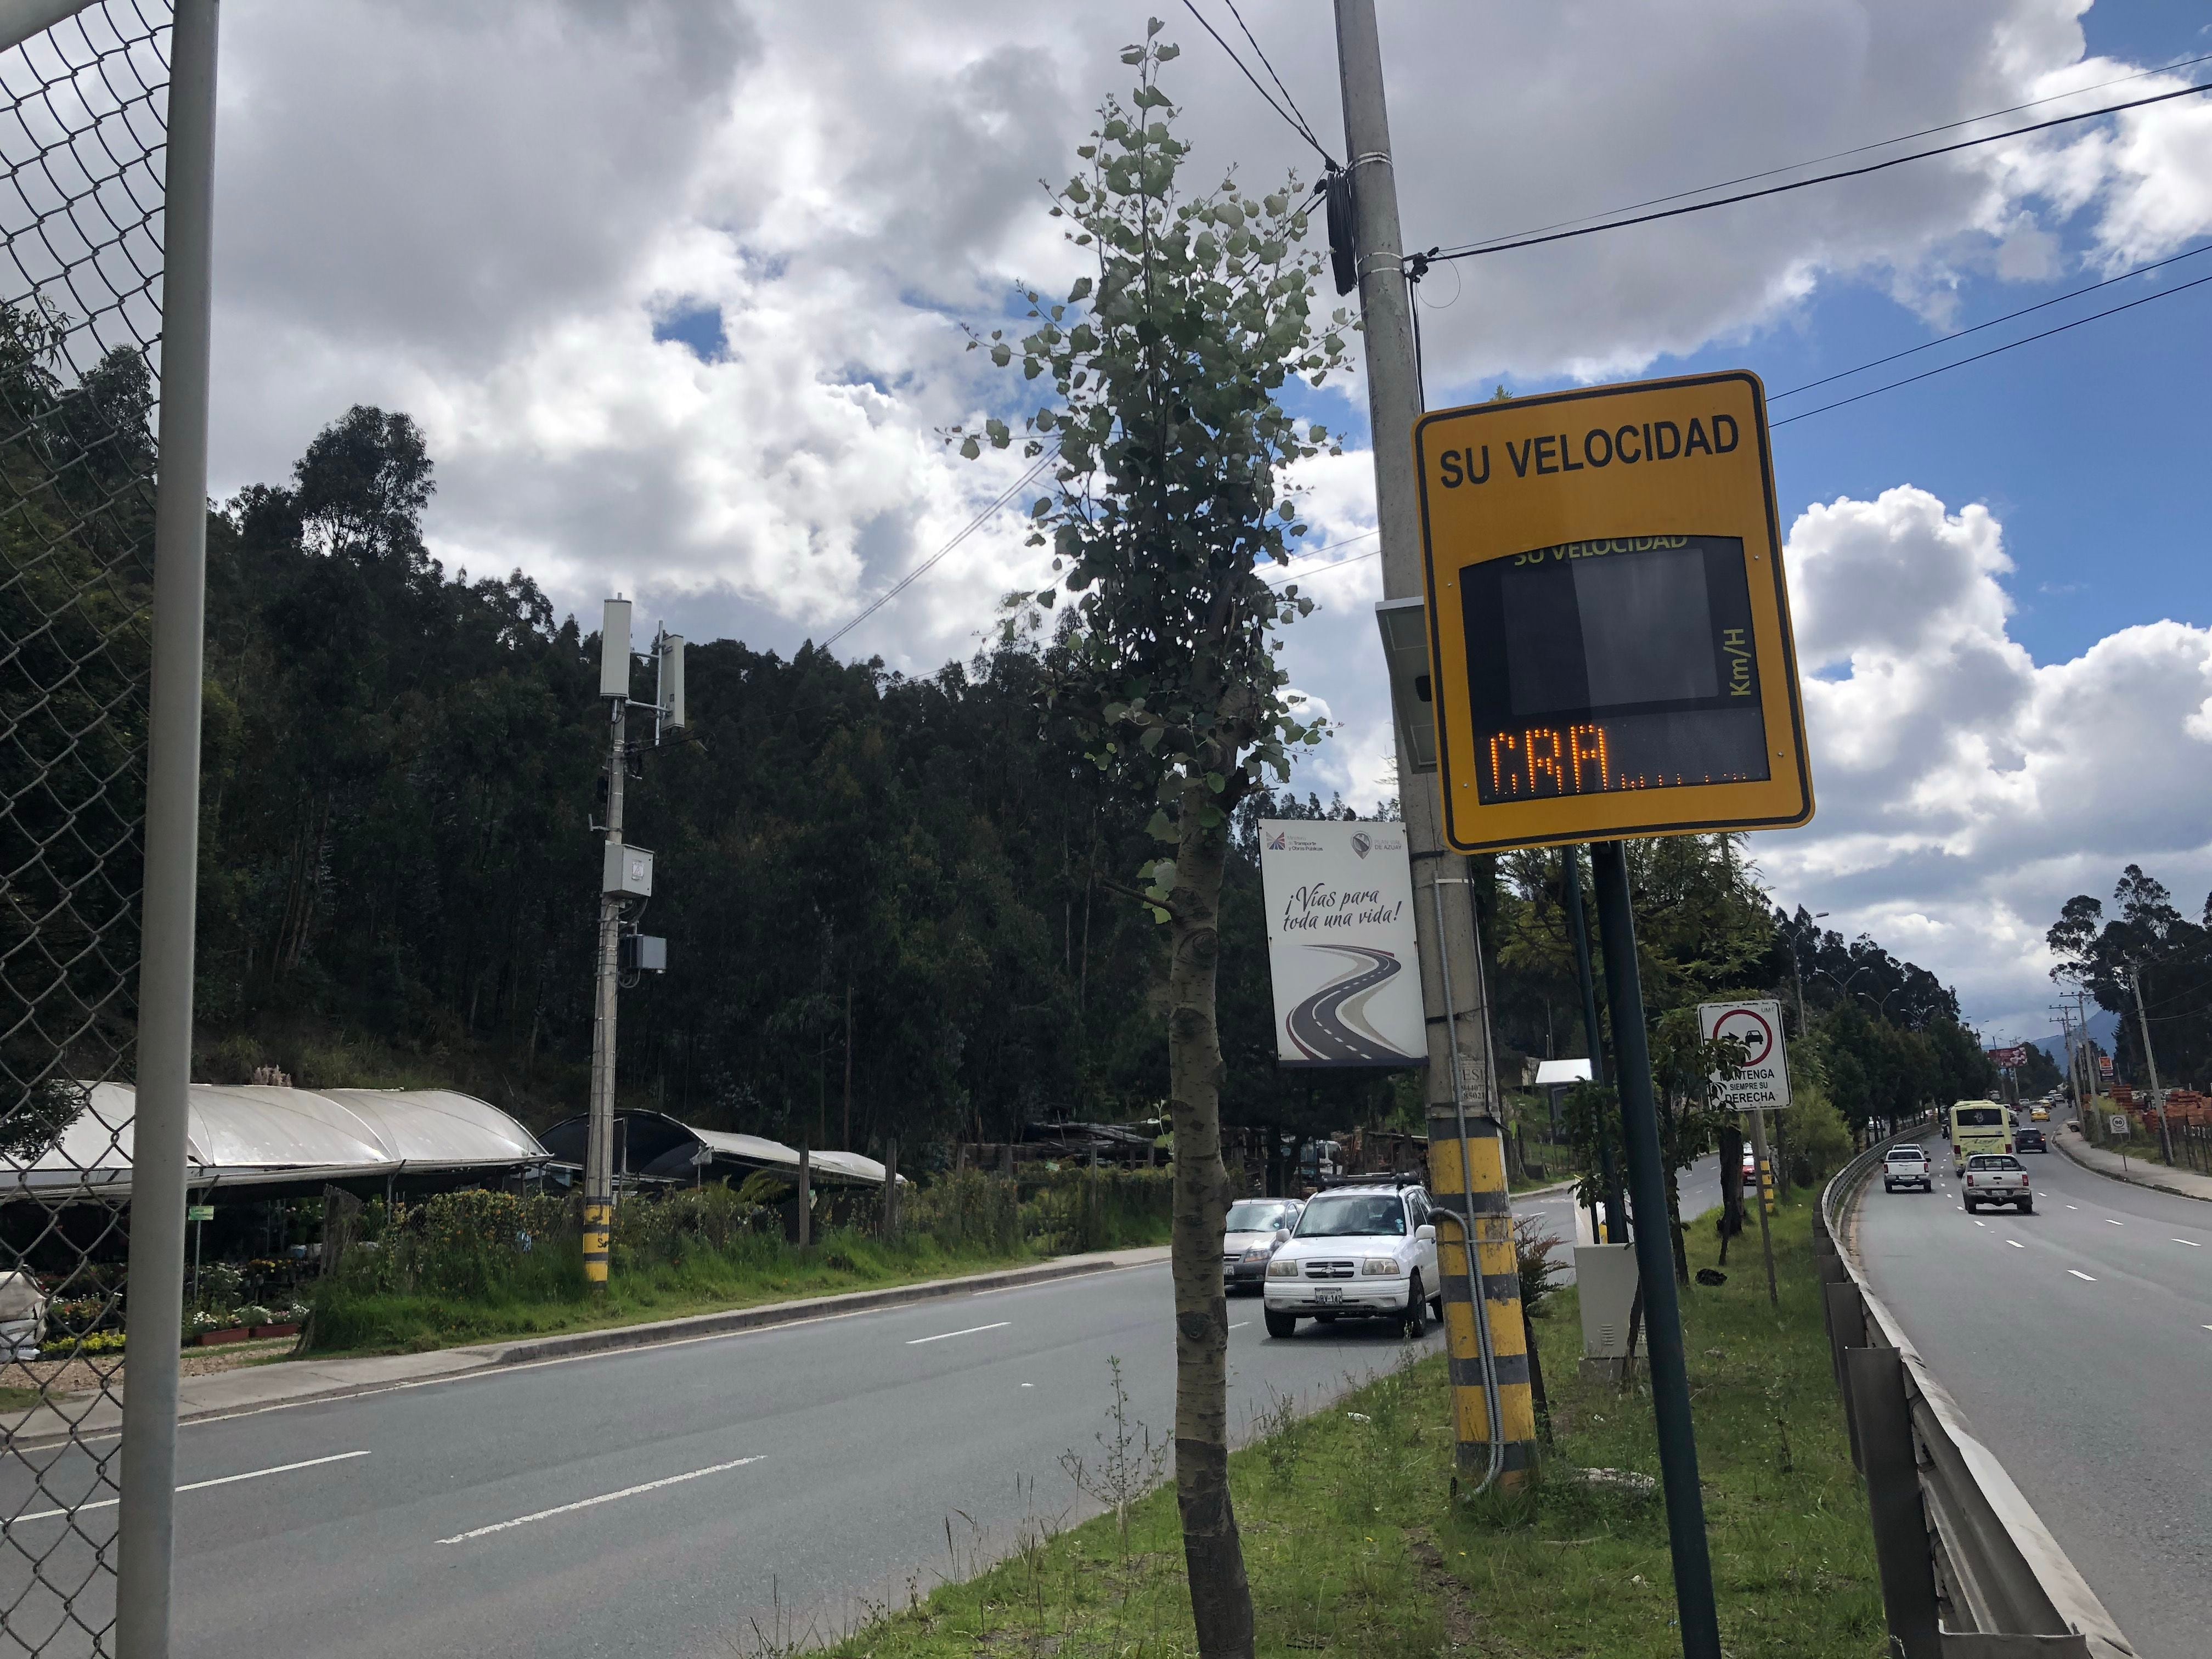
[1515,1152,1725,1281]
[1284,945,1407,1063]
[1853,1133,2212,1659]
[0,1261,1437,1658]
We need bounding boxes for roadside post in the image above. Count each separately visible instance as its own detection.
[1409,371,1813,1659]
[1699,999,1792,1308]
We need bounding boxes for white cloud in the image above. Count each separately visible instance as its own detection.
[1753,487,2212,1035]
[193,2,2212,1033]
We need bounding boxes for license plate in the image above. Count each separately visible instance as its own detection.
[1316,1286,1344,1304]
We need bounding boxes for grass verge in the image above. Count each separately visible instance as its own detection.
[817,1197,1883,1659]
[303,1227,1155,1357]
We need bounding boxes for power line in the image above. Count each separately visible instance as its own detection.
[1221,0,1329,159]
[1769,267,2212,425]
[1181,0,1336,165]
[1426,79,2212,266]
[1264,529,1381,588]
[1437,50,2212,260]
[1769,240,2212,400]
[818,444,1060,651]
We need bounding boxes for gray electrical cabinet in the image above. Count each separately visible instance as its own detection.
[603,842,653,899]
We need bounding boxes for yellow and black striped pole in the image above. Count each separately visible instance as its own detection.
[1429,1111,1539,1487]
[582,1201,611,1285]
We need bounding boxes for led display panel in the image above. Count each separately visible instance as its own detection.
[1413,373,1812,853]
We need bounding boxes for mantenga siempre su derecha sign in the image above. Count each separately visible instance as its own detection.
[1413,371,1814,854]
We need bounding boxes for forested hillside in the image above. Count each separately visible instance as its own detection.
[37,396,1989,1158]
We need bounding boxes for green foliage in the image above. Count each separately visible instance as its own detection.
[306,1169,1171,1355]
[2049,863,2210,1090]
[954,32,1348,887]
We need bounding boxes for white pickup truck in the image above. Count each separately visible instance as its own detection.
[1962,1153,2032,1214]
[1882,1144,1933,1192]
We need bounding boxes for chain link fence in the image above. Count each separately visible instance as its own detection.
[0,3,173,1651]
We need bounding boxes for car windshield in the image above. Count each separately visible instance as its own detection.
[1956,1108,2004,1127]
[1295,1194,1407,1238]
[1967,1155,2024,1171]
[1888,1149,1925,1161]
[1224,1201,1294,1232]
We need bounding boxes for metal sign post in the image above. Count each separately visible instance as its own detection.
[1700,998,1790,1310]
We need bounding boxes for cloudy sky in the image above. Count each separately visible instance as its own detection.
[196,0,2212,1045]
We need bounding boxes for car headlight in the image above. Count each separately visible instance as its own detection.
[1266,1257,1300,1279]
[1361,1257,1401,1276]
[1241,1247,1270,1262]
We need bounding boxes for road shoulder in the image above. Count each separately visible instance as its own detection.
[2052,1124,2212,1203]
[0,1245,1170,1448]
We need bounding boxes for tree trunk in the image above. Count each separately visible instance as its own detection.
[1165,781,1254,1659]
[1716,1122,1745,1266]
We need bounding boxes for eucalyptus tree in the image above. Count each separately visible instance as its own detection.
[953,24,1347,1655]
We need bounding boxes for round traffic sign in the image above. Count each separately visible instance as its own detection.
[1711,1006,1774,1068]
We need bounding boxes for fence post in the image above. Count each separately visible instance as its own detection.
[1846,1346,1942,1659]
[114,3,221,1652]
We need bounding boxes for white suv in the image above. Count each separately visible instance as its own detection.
[1262,1182,1440,1340]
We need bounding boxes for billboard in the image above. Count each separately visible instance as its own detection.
[1257,820,1424,1068]
[1698,998,1792,1110]
[1986,1045,2029,1069]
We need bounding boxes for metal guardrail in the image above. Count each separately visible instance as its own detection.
[1816,1121,2136,1658]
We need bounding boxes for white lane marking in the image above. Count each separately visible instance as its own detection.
[2068,1270,2097,1282]
[2175,1239,2202,1248]
[1020,1383,1034,1388]
[2066,1204,2078,1210]
[1972,1218,1987,1228]
[438,1455,763,1544]
[906,1321,1011,1346]
[7,1449,371,1528]
[50,1262,1176,1450]
[1228,1322,1250,1330]
[2007,1240,2025,1249]
[2106,1218,2125,1226]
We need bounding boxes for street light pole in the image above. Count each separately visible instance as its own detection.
[2126,967,2174,1164]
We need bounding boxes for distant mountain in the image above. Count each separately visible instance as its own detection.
[2030,1007,2119,1063]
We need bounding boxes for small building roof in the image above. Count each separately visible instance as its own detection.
[2,1083,548,1198]
[538,1111,902,1188]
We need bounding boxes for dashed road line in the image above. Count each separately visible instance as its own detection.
[437,1455,763,1544]
[2068,1270,2097,1282]
[2106,1218,2125,1226]
[906,1321,1011,1346]
[2176,1239,2202,1248]
[2007,1240,2024,1249]
[1972,1218,1987,1228]
[7,1449,371,1528]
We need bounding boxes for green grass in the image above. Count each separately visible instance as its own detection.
[0,1386,42,1412]
[814,1197,1883,1659]
[303,1226,1158,1357]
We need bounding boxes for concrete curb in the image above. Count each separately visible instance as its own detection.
[0,1246,1172,1449]
[2052,1126,2212,1204]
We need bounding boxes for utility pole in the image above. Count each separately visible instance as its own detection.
[2126,967,2174,1164]
[584,601,684,1286]
[583,601,630,1289]
[1336,0,1537,1489]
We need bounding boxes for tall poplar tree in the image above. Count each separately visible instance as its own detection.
[953,24,1346,1655]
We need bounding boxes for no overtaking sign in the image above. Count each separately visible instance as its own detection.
[1699,998,1792,1110]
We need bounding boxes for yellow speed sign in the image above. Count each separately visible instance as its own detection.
[1413,371,1813,854]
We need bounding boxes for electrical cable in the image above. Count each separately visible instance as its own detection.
[1181,0,1337,166]
[1769,240,2212,399]
[1221,0,1330,160]
[1769,267,2212,425]
[819,443,1060,650]
[1426,79,2212,265]
[1437,49,2212,260]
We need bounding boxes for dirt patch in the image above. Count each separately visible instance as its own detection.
[1406,1525,1480,1651]
[1,1336,298,1404]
